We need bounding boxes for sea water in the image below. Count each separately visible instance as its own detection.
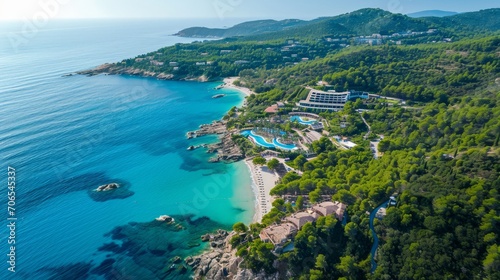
[0,19,254,279]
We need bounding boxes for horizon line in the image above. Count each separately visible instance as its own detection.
[0,7,497,23]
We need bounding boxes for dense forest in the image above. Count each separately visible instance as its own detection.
[240,36,499,103]
[230,93,500,279]
[214,12,500,280]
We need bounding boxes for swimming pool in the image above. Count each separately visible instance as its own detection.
[241,130,297,151]
[273,138,297,150]
[290,116,317,125]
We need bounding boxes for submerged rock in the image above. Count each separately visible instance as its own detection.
[188,241,201,248]
[92,214,229,279]
[170,256,182,264]
[88,180,134,202]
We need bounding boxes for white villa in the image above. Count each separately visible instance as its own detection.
[298,88,369,111]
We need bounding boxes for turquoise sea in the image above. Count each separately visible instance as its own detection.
[0,19,254,279]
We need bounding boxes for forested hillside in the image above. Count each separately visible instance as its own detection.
[221,17,499,280]
[241,36,500,102]
[83,8,499,83]
[230,81,499,278]
[176,8,500,39]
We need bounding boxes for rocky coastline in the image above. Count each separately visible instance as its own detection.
[191,230,277,280]
[187,121,244,163]
[76,63,214,82]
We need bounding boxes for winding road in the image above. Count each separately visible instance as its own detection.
[369,200,390,273]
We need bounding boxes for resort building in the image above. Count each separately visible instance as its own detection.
[298,88,369,111]
[310,122,324,131]
[334,136,357,149]
[286,212,317,229]
[264,104,280,114]
[150,60,164,66]
[312,201,347,221]
[260,201,348,249]
[376,207,387,219]
[259,223,297,246]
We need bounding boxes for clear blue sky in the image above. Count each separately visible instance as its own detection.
[1,0,498,20]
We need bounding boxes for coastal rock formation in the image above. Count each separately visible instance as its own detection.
[207,132,244,163]
[77,63,210,81]
[92,215,226,279]
[189,121,227,138]
[187,121,244,163]
[192,230,280,280]
[218,131,244,161]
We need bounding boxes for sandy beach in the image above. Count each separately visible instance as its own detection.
[244,159,279,223]
[224,77,274,223]
[222,77,256,96]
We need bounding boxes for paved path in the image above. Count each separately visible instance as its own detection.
[359,112,371,140]
[370,141,380,159]
[369,200,390,273]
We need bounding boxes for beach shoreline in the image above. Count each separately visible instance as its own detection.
[244,158,278,224]
[245,160,262,223]
[219,76,270,224]
[221,77,256,96]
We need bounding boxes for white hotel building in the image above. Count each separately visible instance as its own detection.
[298,89,370,111]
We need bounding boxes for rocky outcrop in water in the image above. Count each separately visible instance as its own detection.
[95,183,119,192]
[207,132,244,163]
[188,121,227,138]
[88,180,134,202]
[187,121,243,163]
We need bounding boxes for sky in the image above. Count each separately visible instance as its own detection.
[0,0,499,21]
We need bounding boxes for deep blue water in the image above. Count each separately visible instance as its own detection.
[0,19,254,279]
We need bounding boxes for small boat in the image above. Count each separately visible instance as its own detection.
[212,94,225,99]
